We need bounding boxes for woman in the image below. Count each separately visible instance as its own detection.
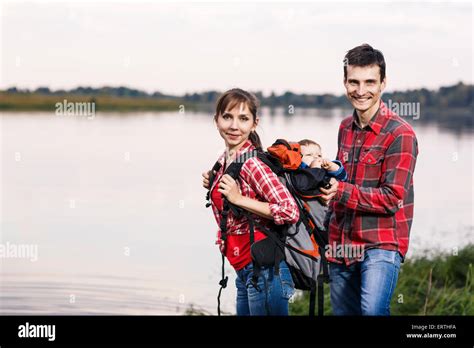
[202,88,299,316]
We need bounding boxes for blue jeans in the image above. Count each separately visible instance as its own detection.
[329,248,402,316]
[235,260,295,316]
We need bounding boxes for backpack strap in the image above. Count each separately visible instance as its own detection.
[317,270,324,316]
[214,152,257,315]
[223,154,264,291]
[217,253,227,316]
[205,161,223,208]
[318,248,330,316]
[242,210,261,291]
[309,279,316,316]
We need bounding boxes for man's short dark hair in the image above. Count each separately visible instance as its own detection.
[343,44,386,82]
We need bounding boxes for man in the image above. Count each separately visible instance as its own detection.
[320,44,418,316]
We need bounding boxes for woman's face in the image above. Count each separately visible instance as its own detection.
[215,102,257,150]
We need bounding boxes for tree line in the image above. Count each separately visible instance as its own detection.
[3,82,472,109]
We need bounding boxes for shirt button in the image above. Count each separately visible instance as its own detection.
[357,139,361,144]
[368,159,372,163]
[354,159,358,163]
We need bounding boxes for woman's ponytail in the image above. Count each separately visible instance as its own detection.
[249,130,263,152]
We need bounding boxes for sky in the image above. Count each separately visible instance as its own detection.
[0,0,472,95]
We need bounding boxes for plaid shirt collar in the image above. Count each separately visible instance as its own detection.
[351,100,391,135]
[233,139,255,158]
[211,139,255,191]
[217,139,255,165]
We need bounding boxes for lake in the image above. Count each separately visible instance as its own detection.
[0,108,472,315]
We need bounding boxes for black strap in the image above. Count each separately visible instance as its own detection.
[247,212,255,246]
[317,251,329,316]
[220,200,230,236]
[217,253,228,316]
[243,210,262,291]
[309,279,316,316]
[206,161,223,207]
[216,198,231,316]
[317,274,324,316]
[213,152,257,313]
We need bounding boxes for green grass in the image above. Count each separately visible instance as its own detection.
[0,92,190,111]
[289,244,474,315]
[185,245,473,316]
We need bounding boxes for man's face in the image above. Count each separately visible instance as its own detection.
[344,64,386,113]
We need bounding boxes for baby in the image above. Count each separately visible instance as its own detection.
[298,139,347,181]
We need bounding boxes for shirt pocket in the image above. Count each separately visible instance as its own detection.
[358,149,385,186]
[359,149,385,165]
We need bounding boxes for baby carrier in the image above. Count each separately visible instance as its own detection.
[205,139,331,316]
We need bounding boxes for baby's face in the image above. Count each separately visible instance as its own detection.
[301,144,322,166]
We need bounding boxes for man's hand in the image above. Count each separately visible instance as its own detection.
[320,177,339,205]
[202,170,215,189]
[217,174,242,205]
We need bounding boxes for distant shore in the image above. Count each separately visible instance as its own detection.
[0,92,188,112]
[1,84,472,131]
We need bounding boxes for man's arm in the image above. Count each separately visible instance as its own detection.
[322,132,418,215]
[336,132,417,214]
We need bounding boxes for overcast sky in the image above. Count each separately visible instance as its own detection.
[1,0,472,95]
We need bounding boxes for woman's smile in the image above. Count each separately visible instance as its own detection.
[226,133,241,140]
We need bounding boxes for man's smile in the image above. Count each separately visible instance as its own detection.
[352,96,371,102]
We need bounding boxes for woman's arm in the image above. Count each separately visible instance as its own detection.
[219,157,299,225]
[217,174,272,219]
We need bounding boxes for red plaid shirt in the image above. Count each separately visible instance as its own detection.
[209,139,300,270]
[326,100,418,265]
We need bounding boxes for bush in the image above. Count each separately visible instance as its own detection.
[289,244,474,316]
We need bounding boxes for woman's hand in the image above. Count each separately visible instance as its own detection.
[217,174,242,205]
[202,170,216,189]
[202,170,210,189]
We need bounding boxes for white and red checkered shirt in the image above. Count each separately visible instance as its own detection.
[209,139,300,250]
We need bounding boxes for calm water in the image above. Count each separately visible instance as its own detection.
[0,109,473,315]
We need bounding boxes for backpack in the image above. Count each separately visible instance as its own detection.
[206,139,331,316]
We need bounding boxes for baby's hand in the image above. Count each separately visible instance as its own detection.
[309,158,322,168]
[321,159,339,172]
